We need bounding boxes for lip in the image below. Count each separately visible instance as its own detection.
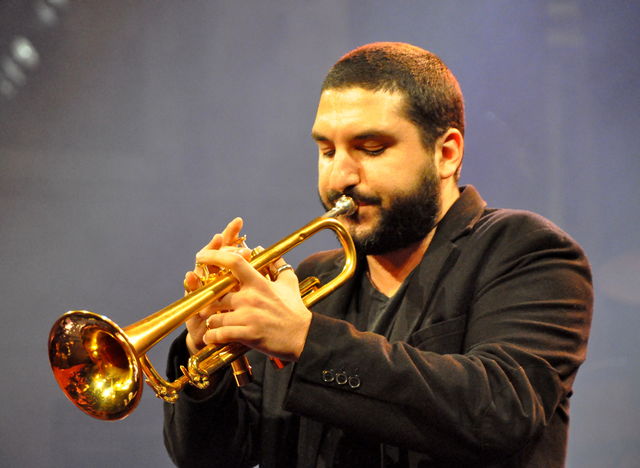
[349,202,376,220]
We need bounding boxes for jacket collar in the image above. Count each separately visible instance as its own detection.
[433,184,487,244]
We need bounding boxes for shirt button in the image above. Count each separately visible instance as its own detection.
[322,369,335,383]
[335,371,348,385]
[348,375,361,389]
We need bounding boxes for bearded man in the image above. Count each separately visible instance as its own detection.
[163,42,593,468]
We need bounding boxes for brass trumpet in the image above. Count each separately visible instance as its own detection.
[48,196,357,420]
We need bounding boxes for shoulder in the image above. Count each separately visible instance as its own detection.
[462,207,591,283]
[478,207,560,232]
[441,186,580,253]
[472,207,582,250]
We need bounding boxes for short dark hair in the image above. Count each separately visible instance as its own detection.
[322,42,465,177]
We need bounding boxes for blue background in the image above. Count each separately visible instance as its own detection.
[1,1,638,466]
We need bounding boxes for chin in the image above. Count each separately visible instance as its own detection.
[349,219,379,245]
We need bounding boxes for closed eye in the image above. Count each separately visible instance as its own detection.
[353,133,394,156]
[359,146,386,156]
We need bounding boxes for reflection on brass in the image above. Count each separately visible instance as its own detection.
[48,196,357,420]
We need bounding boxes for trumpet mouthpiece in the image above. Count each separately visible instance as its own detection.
[324,195,356,218]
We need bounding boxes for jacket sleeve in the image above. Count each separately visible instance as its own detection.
[284,215,593,463]
[162,331,264,468]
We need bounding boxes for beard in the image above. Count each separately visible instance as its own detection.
[321,167,441,255]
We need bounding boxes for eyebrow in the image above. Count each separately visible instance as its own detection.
[311,131,328,142]
[353,131,392,141]
[311,130,393,142]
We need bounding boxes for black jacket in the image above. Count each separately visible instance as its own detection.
[163,186,593,467]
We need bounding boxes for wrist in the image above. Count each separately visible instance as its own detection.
[292,310,313,361]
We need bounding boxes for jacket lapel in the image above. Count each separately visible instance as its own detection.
[387,185,486,341]
[308,252,366,320]
[387,240,460,342]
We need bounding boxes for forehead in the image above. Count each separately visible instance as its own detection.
[312,88,411,135]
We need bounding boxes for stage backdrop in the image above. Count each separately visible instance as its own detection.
[1,1,638,467]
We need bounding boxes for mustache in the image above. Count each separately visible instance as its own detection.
[327,188,382,207]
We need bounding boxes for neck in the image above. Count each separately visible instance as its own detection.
[365,229,435,297]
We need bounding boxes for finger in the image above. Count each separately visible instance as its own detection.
[184,271,202,293]
[203,326,248,346]
[219,245,252,260]
[198,303,226,319]
[196,246,250,276]
[195,249,263,285]
[194,249,248,274]
[213,291,238,311]
[222,217,244,246]
[205,233,223,250]
[272,256,298,285]
[205,310,242,329]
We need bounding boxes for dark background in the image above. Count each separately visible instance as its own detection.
[1,1,638,466]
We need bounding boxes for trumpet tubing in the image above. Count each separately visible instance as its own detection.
[48,196,357,420]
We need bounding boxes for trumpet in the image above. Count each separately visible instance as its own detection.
[48,196,357,420]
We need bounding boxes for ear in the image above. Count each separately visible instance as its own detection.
[435,128,464,180]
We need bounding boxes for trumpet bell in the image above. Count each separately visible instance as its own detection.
[48,310,142,420]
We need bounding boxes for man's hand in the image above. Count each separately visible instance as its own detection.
[195,249,312,363]
[184,218,312,361]
[184,217,250,355]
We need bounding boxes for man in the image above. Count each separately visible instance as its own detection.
[163,43,593,467]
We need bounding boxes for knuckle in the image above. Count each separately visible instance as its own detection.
[240,294,256,307]
[229,253,244,268]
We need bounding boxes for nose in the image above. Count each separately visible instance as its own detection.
[327,149,360,193]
